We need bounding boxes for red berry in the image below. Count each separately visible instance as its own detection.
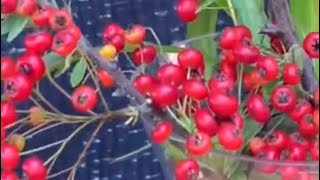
[286,143,308,161]
[1,125,6,143]
[103,23,124,41]
[97,69,114,88]
[218,123,243,151]
[32,6,54,27]
[257,56,279,81]
[310,140,319,160]
[1,56,16,80]
[105,34,125,52]
[151,84,178,108]
[157,64,186,86]
[271,85,297,112]
[49,9,72,31]
[249,137,266,155]
[303,32,319,59]
[246,94,271,123]
[183,79,208,101]
[16,0,37,16]
[131,45,157,65]
[219,59,237,80]
[71,86,98,113]
[298,113,318,137]
[270,37,286,54]
[4,73,33,102]
[265,130,289,151]
[178,48,204,70]
[66,25,82,42]
[208,71,235,94]
[194,108,218,136]
[249,70,270,87]
[15,53,46,82]
[289,132,310,151]
[133,74,155,96]
[22,156,47,180]
[314,109,319,129]
[221,50,237,65]
[1,171,18,180]
[52,30,78,56]
[283,63,301,85]
[177,0,198,23]
[1,101,17,127]
[230,112,244,130]
[124,24,146,44]
[219,25,252,50]
[24,32,53,55]
[233,42,260,64]
[314,88,319,107]
[208,92,238,118]
[1,0,18,14]
[234,25,252,41]
[289,99,313,123]
[175,159,199,180]
[186,132,212,156]
[151,121,173,144]
[256,147,280,174]
[1,144,19,171]
[280,165,300,180]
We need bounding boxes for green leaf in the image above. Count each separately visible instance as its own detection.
[1,94,7,101]
[243,118,263,146]
[228,168,247,180]
[54,53,74,78]
[1,15,14,36]
[43,52,65,72]
[70,57,87,87]
[164,142,187,161]
[5,15,29,42]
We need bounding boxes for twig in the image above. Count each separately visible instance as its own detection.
[20,139,66,156]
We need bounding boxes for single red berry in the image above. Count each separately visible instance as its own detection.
[243,72,255,92]
[105,34,125,52]
[1,56,16,80]
[4,73,33,102]
[233,40,260,64]
[183,79,208,101]
[313,88,319,106]
[249,70,270,88]
[15,53,46,82]
[178,48,204,70]
[1,0,18,14]
[1,171,18,180]
[286,143,308,161]
[71,86,98,113]
[186,132,212,156]
[271,85,297,112]
[194,108,218,136]
[151,121,173,144]
[313,109,319,129]
[289,99,313,123]
[289,132,310,151]
[208,92,238,118]
[234,25,252,41]
[1,144,20,171]
[283,63,301,85]
[219,59,237,80]
[298,113,318,137]
[310,140,319,160]
[1,101,17,127]
[249,137,266,155]
[103,23,124,41]
[255,147,280,174]
[175,159,200,180]
[49,9,72,31]
[16,0,37,16]
[218,123,243,151]
[280,165,300,180]
[246,94,271,123]
[208,71,235,94]
[270,37,286,54]
[124,24,146,44]
[1,125,6,143]
[66,24,82,42]
[52,30,78,56]
[97,69,114,88]
[230,112,244,130]
[133,74,155,96]
[151,84,178,108]
[24,32,53,55]
[219,25,252,50]
[157,64,186,86]
[257,56,279,81]
[265,130,289,151]
[177,0,198,23]
[131,45,157,65]
[22,156,47,180]
[32,6,54,27]
[221,50,237,65]
[303,32,319,59]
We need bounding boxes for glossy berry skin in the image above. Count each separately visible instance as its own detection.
[178,48,204,70]
[97,69,114,88]
[186,132,212,156]
[103,23,124,41]
[310,141,319,160]
[71,86,98,113]
[230,112,244,130]
[32,6,53,27]
[16,0,37,16]
[219,25,252,50]
[246,94,271,123]
[287,143,308,161]
[124,24,146,44]
[66,25,82,42]
[1,171,18,180]
[151,121,173,144]
[219,58,237,80]
[151,84,178,108]
[289,132,310,151]
[280,165,300,180]
[249,137,266,155]
[131,45,157,65]
[208,72,235,94]
[24,32,53,55]
[15,53,46,82]
[265,130,289,151]
[175,159,200,180]
[283,63,300,85]
[52,30,78,56]
[4,73,33,102]
[22,156,47,180]
[255,147,280,174]
[1,56,15,80]
[104,34,125,52]
[208,93,238,118]
[183,80,208,101]
[177,0,198,23]
[156,64,186,86]
[133,74,155,96]
[233,42,260,64]
[1,125,5,143]
[303,32,319,59]
[49,9,72,31]
[1,144,20,170]
[221,50,237,65]
[1,0,18,14]
[218,123,243,151]
[257,56,279,81]
[289,99,313,123]
[1,101,17,127]
[271,85,297,112]
[298,113,318,137]
[194,108,218,136]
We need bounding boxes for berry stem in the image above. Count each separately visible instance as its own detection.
[237,64,244,105]
[227,0,238,25]
[20,139,66,156]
